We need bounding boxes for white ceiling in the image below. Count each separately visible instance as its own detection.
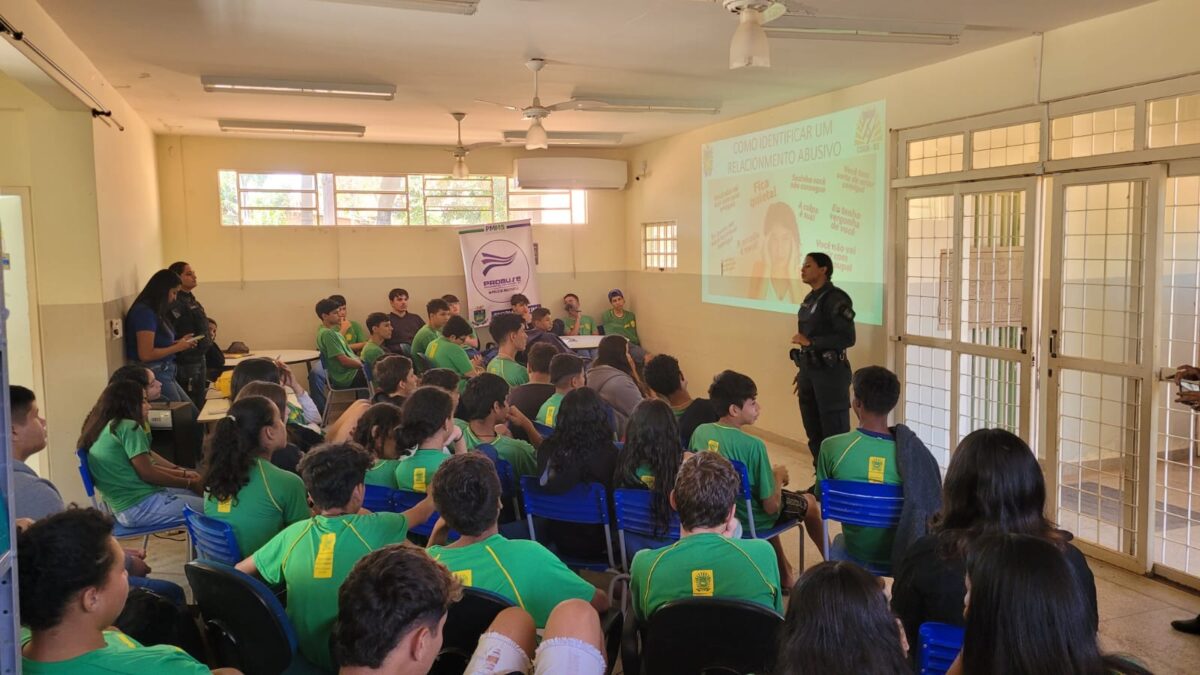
[34,0,1155,147]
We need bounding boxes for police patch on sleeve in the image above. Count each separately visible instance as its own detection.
[838,304,856,322]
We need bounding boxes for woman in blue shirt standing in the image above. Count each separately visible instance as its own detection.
[124,269,198,405]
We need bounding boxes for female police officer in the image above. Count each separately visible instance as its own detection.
[792,252,856,465]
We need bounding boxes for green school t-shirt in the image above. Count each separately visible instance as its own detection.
[428,534,596,628]
[688,423,777,533]
[486,355,529,387]
[816,429,903,564]
[21,629,210,675]
[341,320,369,347]
[426,336,474,390]
[536,392,565,427]
[457,420,538,477]
[565,315,596,335]
[601,309,640,345]
[365,458,401,489]
[395,449,448,493]
[317,326,360,388]
[629,533,782,620]
[204,457,310,556]
[411,324,440,357]
[87,419,162,514]
[361,341,387,372]
[635,464,656,489]
[253,512,410,671]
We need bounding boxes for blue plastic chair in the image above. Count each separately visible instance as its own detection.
[183,506,241,565]
[475,444,521,517]
[185,560,298,675]
[613,488,680,572]
[363,483,394,512]
[918,622,965,675]
[521,476,617,572]
[728,459,804,568]
[75,449,188,550]
[393,488,442,537]
[818,478,904,576]
[532,421,555,439]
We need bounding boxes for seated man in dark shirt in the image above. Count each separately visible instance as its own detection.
[508,343,557,423]
[383,288,426,353]
[644,354,719,447]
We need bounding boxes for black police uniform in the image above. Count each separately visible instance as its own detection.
[793,282,856,464]
[169,290,209,409]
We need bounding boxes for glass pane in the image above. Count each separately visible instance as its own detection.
[958,354,1021,440]
[335,192,407,209]
[905,195,954,339]
[961,190,1025,349]
[239,209,319,226]
[336,210,409,226]
[904,345,952,469]
[238,173,315,190]
[335,175,406,192]
[240,191,317,209]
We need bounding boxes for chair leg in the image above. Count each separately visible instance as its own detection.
[141,534,151,552]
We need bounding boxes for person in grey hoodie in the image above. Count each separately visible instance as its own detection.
[585,335,646,437]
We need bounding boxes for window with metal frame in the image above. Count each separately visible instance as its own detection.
[643,221,678,270]
[907,133,964,177]
[507,180,587,224]
[220,171,320,226]
[1148,92,1200,149]
[1049,106,1135,160]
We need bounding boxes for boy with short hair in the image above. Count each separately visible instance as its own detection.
[486,313,529,386]
[442,293,479,349]
[412,298,452,358]
[510,293,533,327]
[600,289,639,345]
[688,370,821,588]
[562,293,595,336]
[526,308,571,354]
[508,343,557,422]
[537,354,585,428]
[384,288,426,353]
[10,385,60,520]
[427,454,608,627]
[316,298,367,388]
[644,354,719,447]
[630,452,782,619]
[361,312,393,372]
[425,315,484,391]
[236,443,435,671]
[329,294,368,353]
[456,373,539,476]
[372,355,418,408]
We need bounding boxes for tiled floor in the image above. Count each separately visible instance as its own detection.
[133,434,1200,674]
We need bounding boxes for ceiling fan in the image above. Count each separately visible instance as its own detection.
[475,58,604,150]
[709,0,805,69]
[445,112,497,178]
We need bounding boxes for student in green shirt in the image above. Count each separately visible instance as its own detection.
[202,396,310,555]
[18,508,234,675]
[427,315,484,391]
[79,381,204,529]
[562,292,596,335]
[411,298,452,358]
[614,399,689,537]
[688,370,821,589]
[361,312,392,373]
[427,454,609,627]
[315,297,367,389]
[486,313,529,386]
[442,293,480,349]
[601,289,640,344]
[457,373,541,477]
[537,353,585,427]
[351,402,405,490]
[236,443,435,671]
[816,366,904,566]
[394,386,466,493]
[330,294,369,354]
[630,452,782,620]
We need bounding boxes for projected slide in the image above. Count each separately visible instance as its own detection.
[700,101,886,325]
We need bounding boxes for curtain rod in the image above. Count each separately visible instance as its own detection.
[0,12,124,131]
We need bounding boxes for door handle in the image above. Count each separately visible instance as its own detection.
[1019,326,1028,354]
[1049,329,1058,358]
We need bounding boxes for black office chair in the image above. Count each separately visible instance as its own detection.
[621,597,783,675]
[429,587,515,675]
[185,560,298,675]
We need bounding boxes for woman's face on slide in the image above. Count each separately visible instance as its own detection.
[766,225,796,267]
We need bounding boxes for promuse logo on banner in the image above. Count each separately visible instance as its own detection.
[471,239,530,302]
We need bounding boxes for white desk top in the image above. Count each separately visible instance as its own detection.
[561,335,604,350]
[199,389,302,423]
[221,349,321,368]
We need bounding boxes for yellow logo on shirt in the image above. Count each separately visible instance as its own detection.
[413,467,427,493]
[868,457,886,483]
[707,440,720,453]
[217,498,232,513]
[427,342,439,358]
[640,475,655,489]
[691,569,714,596]
[545,406,556,426]
[314,533,337,579]
[453,569,473,586]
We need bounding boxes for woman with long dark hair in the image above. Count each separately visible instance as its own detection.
[124,269,197,404]
[79,381,203,528]
[202,395,310,554]
[586,334,646,436]
[537,387,620,557]
[951,534,1148,675]
[614,399,686,536]
[352,402,404,489]
[775,561,910,675]
[393,386,464,493]
[892,428,1098,650]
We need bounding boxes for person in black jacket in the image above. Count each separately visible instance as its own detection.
[167,261,210,409]
[891,428,1097,654]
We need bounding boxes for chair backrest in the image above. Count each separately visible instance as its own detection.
[362,484,395,512]
[819,479,904,529]
[183,506,241,565]
[75,448,99,502]
[185,560,297,675]
[429,588,515,675]
[520,477,610,525]
[413,350,432,373]
[631,597,782,675]
[918,622,965,675]
[532,421,554,438]
[392,488,440,537]
[474,444,517,498]
[613,488,680,570]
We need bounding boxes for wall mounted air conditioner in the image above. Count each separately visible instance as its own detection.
[513,157,628,190]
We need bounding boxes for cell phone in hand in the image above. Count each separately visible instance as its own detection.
[1181,379,1200,393]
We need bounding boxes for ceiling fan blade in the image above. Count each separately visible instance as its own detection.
[546,99,608,112]
[762,1,789,23]
[465,142,501,150]
[474,98,523,111]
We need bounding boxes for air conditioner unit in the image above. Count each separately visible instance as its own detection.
[513,157,628,190]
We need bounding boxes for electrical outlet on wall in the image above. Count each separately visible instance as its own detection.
[108,319,123,340]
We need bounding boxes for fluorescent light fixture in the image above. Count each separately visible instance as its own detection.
[503,131,624,146]
[218,119,366,137]
[764,16,962,45]
[202,76,396,100]
[765,27,960,44]
[569,96,721,115]
[315,0,478,14]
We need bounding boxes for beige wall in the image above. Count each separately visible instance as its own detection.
[157,135,630,350]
